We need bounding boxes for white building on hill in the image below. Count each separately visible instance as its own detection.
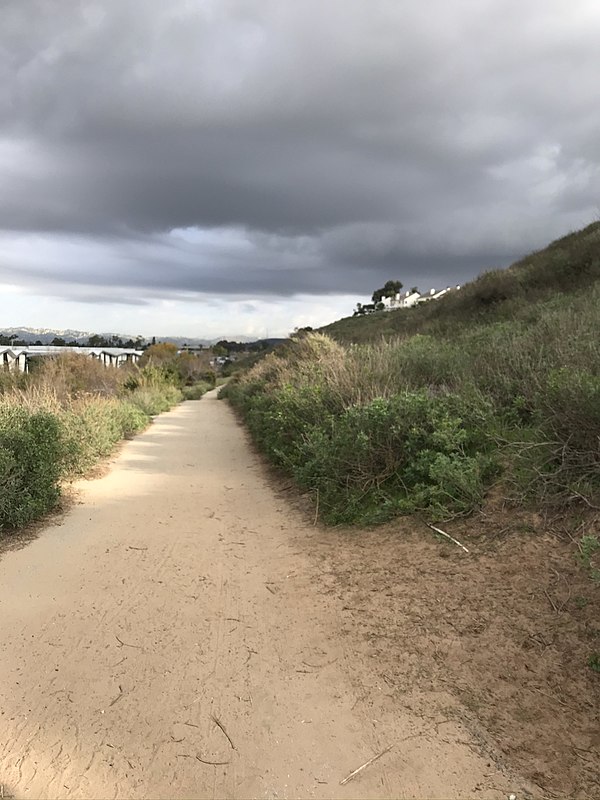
[383,286,461,311]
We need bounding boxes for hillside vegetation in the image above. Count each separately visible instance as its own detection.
[223,222,600,536]
[322,220,600,344]
[0,353,207,532]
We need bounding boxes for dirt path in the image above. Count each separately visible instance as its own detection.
[0,392,523,799]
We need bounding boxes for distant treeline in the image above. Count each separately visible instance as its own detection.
[0,334,144,348]
[0,333,284,351]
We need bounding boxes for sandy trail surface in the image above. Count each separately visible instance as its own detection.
[0,392,523,799]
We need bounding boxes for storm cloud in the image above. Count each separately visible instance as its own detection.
[1,0,599,324]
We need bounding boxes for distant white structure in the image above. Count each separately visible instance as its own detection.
[386,289,421,310]
[383,285,461,311]
[0,345,143,373]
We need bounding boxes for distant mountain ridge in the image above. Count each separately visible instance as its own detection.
[0,327,285,348]
[1,327,95,344]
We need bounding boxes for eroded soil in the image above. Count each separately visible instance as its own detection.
[302,515,600,798]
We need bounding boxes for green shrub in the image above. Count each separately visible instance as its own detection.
[128,384,182,416]
[542,367,600,454]
[246,384,334,467]
[227,350,498,523]
[114,400,149,438]
[198,371,217,388]
[182,381,211,400]
[0,406,66,529]
[292,393,496,523]
[59,397,150,475]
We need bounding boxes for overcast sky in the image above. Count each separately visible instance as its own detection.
[1,0,599,338]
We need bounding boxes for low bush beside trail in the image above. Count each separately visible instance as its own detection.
[182,381,213,400]
[0,405,65,529]
[0,353,184,532]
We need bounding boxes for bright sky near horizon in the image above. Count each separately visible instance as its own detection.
[1,0,599,337]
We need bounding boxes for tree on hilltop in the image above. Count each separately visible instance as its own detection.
[372,279,403,304]
[87,334,110,347]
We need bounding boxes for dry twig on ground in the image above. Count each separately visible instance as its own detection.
[211,714,237,751]
[426,523,469,553]
[196,755,230,765]
[115,634,143,650]
[339,744,394,786]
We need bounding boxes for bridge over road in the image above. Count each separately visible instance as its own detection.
[0,345,143,372]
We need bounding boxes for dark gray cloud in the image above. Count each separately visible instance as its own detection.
[1,0,599,301]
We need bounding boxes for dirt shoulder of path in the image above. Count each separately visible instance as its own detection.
[287,503,600,799]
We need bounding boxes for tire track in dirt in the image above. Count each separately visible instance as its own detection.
[0,391,526,799]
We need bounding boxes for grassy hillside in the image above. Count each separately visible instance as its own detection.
[224,221,600,532]
[321,220,600,344]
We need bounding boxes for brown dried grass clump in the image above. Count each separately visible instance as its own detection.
[33,351,128,400]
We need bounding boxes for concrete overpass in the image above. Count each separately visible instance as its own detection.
[0,345,144,372]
